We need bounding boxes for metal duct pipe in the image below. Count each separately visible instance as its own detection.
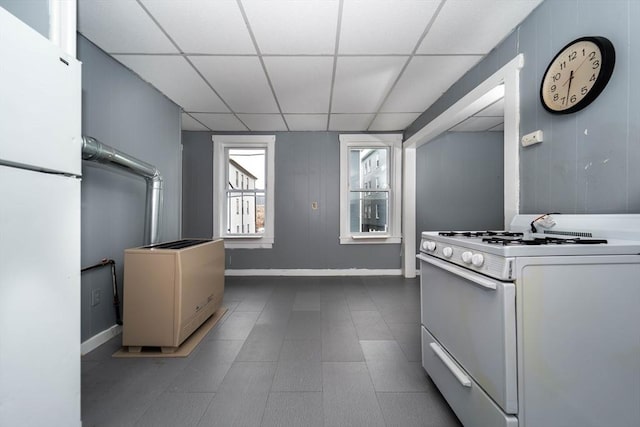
[81,136,163,245]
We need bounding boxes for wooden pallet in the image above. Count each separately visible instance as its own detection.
[112,307,228,358]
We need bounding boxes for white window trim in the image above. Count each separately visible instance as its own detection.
[213,135,275,249]
[339,134,402,245]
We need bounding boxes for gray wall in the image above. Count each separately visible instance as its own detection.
[416,131,504,239]
[407,0,640,215]
[79,36,182,341]
[182,131,402,270]
[0,0,49,37]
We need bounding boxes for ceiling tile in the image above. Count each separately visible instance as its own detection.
[114,55,228,112]
[242,0,339,54]
[78,0,177,53]
[140,0,255,54]
[263,57,334,114]
[181,113,210,131]
[339,0,440,54]
[238,114,288,131]
[380,55,482,113]
[449,116,504,132]
[284,115,328,131]
[332,56,407,113]
[190,56,279,113]
[369,113,421,131]
[418,0,543,54]
[476,98,504,117]
[190,113,248,131]
[329,114,375,131]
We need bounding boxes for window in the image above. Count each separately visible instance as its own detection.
[213,135,275,249]
[339,134,402,244]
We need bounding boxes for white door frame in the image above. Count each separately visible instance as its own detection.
[49,0,77,57]
[402,54,524,278]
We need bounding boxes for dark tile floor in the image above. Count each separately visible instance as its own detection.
[81,276,462,427]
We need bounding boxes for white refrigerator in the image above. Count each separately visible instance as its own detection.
[0,7,81,427]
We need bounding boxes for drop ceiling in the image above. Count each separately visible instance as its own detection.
[78,0,543,132]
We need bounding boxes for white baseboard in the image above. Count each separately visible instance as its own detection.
[225,269,403,276]
[81,324,122,355]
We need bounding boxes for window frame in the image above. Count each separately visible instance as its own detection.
[339,134,402,244]
[212,135,275,249]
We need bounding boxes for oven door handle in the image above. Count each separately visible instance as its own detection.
[429,342,471,387]
[416,254,497,290]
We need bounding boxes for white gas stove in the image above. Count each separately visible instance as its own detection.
[418,214,640,427]
[420,214,640,281]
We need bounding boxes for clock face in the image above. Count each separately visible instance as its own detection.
[540,37,615,114]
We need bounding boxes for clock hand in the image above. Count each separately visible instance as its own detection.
[565,70,574,104]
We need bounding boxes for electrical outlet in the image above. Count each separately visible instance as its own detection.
[91,289,101,307]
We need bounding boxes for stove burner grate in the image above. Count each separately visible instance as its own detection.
[439,230,524,238]
[482,236,608,246]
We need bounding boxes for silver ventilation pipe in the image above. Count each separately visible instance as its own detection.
[81,136,163,245]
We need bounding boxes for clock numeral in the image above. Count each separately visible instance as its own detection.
[588,51,596,60]
[592,59,600,69]
[559,61,567,70]
[581,86,588,95]
[570,94,577,104]
[550,84,557,92]
[553,93,559,102]
[568,51,577,61]
[590,73,596,82]
[552,72,561,82]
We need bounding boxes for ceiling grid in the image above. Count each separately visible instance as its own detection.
[78,0,544,132]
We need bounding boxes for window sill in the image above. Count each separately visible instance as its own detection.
[339,235,402,245]
[221,236,274,249]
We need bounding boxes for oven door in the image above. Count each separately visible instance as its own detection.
[418,253,517,415]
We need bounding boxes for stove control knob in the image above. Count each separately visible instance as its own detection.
[421,241,429,250]
[461,251,473,264]
[442,247,453,258]
[471,253,485,267]
[426,241,437,252]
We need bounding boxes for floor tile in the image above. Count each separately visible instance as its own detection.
[360,340,407,362]
[167,360,233,393]
[322,321,364,362]
[235,324,287,362]
[351,310,394,340]
[218,361,277,393]
[261,392,323,427]
[377,392,463,427]
[293,291,321,311]
[285,311,322,340]
[271,359,322,391]
[207,311,260,340]
[366,360,431,392]
[388,322,422,362]
[197,391,269,427]
[135,392,213,427]
[322,362,385,427]
[278,339,321,361]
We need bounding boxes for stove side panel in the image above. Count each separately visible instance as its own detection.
[516,256,640,427]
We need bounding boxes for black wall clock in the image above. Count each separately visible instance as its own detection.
[540,36,615,114]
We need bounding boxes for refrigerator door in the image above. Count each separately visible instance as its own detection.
[0,7,81,176]
[0,165,81,427]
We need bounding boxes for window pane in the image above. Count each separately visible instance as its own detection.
[349,148,388,191]
[228,148,265,190]
[349,191,388,233]
[226,190,265,235]
[226,148,266,235]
